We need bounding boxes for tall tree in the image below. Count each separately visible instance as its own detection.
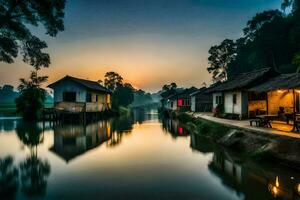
[111,84,134,110]
[0,0,66,68]
[104,71,124,91]
[207,39,237,82]
[15,70,48,121]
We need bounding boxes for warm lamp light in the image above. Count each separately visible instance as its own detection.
[296,90,300,93]
[277,90,284,93]
[297,184,300,194]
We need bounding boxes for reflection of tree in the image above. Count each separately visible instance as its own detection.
[106,115,134,147]
[19,156,50,197]
[0,156,19,199]
[16,122,44,151]
[16,121,51,197]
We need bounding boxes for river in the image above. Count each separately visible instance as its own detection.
[1,108,300,200]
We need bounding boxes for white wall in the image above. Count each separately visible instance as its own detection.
[191,96,196,112]
[52,80,87,102]
[224,91,242,114]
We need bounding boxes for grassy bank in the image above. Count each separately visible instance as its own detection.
[172,111,300,170]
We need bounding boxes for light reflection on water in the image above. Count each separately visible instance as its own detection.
[1,109,300,199]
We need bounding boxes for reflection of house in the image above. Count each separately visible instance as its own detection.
[190,87,212,112]
[48,76,112,113]
[206,68,278,118]
[162,118,189,137]
[50,120,112,162]
[209,149,300,199]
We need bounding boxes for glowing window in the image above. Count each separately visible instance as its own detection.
[178,99,183,106]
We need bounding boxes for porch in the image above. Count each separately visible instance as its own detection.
[192,112,300,139]
[54,102,111,113]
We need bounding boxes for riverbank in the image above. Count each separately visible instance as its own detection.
[170,111,300,170]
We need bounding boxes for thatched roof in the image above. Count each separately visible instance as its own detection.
[48,75,112,93]
[206,68,277,93]
[248,73,300,92]
[169,87,198,100]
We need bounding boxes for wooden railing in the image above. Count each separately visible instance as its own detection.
[54,102,111,113]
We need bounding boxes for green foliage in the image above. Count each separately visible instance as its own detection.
[208,0,300,80]
[177,113,194,124]
[15,71,48,121]
[292,52,300,72]
[0,0,66,68]
[112,85,134,110]
[132,89,153,107]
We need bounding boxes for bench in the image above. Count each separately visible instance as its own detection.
[250,119,261,127]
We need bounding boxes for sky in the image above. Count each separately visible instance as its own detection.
[0,0,282,92]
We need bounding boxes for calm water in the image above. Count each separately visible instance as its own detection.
[1,109,300,200]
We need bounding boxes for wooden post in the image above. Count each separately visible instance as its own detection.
[293,89,296,132]
[266,92,269,115]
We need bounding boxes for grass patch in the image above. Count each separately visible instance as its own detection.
[118,106,131,115]
[176,112,230,140]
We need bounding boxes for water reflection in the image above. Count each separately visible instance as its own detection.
[16,122,51,198]
[192,139,300,200]
[0,119,18,132]
[50,120,113,162]
[19,156,51,197]
[0,156,19,200]
[3,110,300,199]
[161,118,189,138]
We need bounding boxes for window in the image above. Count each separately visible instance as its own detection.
[63,92,76,102]
[178,99,183,106]
[86,93,92,102]
[233,94,237,104]
[184,99,191,106]
[216,95,222,105]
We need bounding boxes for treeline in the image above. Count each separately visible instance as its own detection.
[0,84,53,105]
[207,0,300,82]
[99,71,155,110]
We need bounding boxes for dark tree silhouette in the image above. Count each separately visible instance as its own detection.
[16,121,51,197]
[208,0,300,80]
[104,71,124,91]
[15,71,48,121]
[19,156,50,197]
[162,82,177,91]
[16,122,44,148]
[207,39,237,82]
[0,0,66,68]
[112,84,134,109]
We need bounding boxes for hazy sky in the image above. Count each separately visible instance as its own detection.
[0,0,282,92]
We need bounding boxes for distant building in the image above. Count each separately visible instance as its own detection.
[190,87,212,112]
[48,75,112,113]
[164,88,198,112]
